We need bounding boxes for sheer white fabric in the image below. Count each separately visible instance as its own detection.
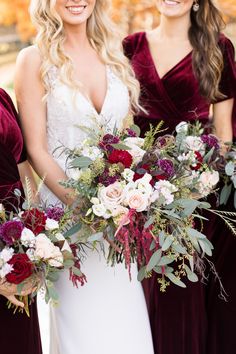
[38,66,154,354]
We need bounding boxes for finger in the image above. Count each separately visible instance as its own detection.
[20,287,36,296]
[7,295,24,308]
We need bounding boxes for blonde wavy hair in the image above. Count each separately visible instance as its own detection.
[30,0,141,113]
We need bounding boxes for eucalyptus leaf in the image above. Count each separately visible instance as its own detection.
[88,232,103,242]
[130,124,141,137]
[149,240,156,251]
[183,264,198,282]
[159,231,165,247]
[63,259,75,268]
[165,273,186,288]
[47,271,60,282]
[64,223,82,237]
[162,235,173,251]
[146,249,162,272]
[110,143,131,150]
[70,156,93,168]
[198,239,212,256]
[225,161,235,176]
[72,266,83,277]
[232,175,236,189]
[137,266,146,282]
[172,243,187,254]
[220,184,232,205]
[186,227,206,239]
[47,285,59,301]
[157,256,173,266]
[144,216,155,229]
[203,147,214,163]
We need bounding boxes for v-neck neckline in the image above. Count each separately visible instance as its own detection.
[78,65,110,117]
[143,32,192,81]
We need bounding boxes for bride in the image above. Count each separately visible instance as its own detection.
[15,1,154,353]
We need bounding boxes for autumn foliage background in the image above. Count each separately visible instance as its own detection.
[0,0,235,42]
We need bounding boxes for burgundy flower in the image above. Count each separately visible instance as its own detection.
[0,221,24,246]
[98,169,119,187]
[158,159,175,178]
[21,208,47,235]
[108,150,133,168]
[191,151,203,170]
[46,207,64,222]
[126,128,137,137]
[99,134,120,152]
[6,254,33,284]
[201,134,220,150]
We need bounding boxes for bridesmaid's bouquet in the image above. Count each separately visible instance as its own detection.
[62,121,227,290]
[0,191,86,314]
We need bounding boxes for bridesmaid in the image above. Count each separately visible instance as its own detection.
[0,88,42,354]
[123,1,236,354]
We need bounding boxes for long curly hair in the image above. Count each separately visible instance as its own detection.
[189,0,225,102]
[30,0,141,112]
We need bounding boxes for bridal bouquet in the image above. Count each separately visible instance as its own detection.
[0,193,86,313]
[62,121,223,290]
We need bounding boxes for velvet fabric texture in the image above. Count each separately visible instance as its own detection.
[124,32,236,354]
[0,89,42,354]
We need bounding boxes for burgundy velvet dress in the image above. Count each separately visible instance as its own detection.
[124,32,236,354]
[0,89,42,354]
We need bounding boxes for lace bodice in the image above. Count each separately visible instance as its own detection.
[40,65,130,205]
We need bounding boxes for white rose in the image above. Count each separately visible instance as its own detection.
[124,137,145,148]
[81,146,104,161]
[124,137,146,164]
[0,248,14,263]
[34,234,63,267]
[0,204,5,213]
[99,182,125,210]
[184,136,205,152]
[112,206,129,226]
[92,204,110,219]
[198,170,219,196]
[125,190,150,212]
[176,121,189,134]
[122,169,135,182]
[21,227,36,248]
[0,263,14,278]
[68,168,82,181]
[45,218,59,231]
[91,197,100,205]
[48,246,64,267]
[134,173,153,196]
[153,180,178,205]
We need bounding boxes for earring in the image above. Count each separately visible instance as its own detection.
[193,1,199,11]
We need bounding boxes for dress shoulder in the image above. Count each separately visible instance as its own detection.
[123,32,146,60]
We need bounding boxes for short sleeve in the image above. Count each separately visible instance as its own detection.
[217,35,236,102]
[123,32,145,61]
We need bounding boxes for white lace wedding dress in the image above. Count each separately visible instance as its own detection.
[38,65,154,354]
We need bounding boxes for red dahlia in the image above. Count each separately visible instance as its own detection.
[108,150,133,168]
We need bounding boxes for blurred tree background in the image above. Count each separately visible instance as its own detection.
[0,0,235,41]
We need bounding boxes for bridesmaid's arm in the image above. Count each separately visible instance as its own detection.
[213,98,234,147]
[15,47,75,206]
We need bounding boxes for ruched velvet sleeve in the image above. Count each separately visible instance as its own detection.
[217,35,236,102]
[123,32,143,61]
